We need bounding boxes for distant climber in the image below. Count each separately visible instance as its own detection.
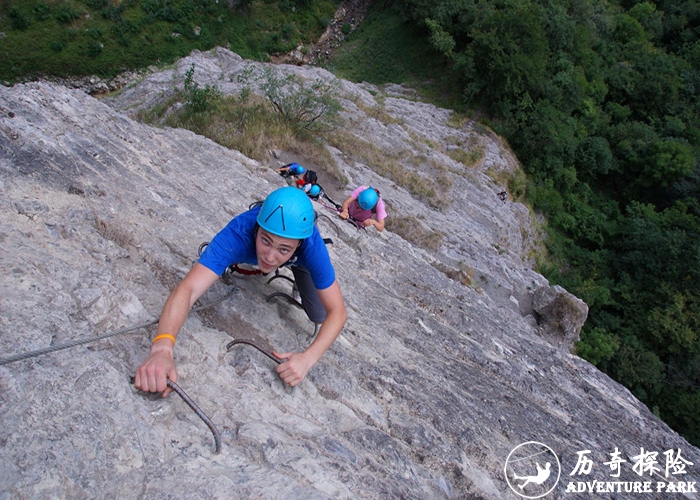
[275,162,306,179]
[498,190,507,202]
[276,163,320,194]
[298,169,318,190]
[134,187,347,395]
[339,185,387,232]
[305,183,324,200]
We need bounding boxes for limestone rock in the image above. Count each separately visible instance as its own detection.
[533,284,589,349]
[0,49,698,499]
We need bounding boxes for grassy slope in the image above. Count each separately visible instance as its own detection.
[322,2,464,110]
[0,0,340,81]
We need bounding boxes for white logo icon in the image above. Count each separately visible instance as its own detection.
[504,441,561,498]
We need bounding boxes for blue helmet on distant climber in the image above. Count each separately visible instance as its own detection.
[290,163,305,175]
[357,187,379,210]
[309,184,321,197]
[257,187,315,239]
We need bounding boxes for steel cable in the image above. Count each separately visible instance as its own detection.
[0,287,238,366]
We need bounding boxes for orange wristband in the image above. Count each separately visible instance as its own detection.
[152,334,176,345]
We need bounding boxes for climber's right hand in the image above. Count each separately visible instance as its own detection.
[134,341,177,397]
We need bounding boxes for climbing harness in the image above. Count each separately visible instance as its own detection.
[199,240,302,307]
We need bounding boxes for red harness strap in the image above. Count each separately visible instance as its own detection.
[230,264,263,276]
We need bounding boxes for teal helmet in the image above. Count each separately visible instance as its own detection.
[309,184,321,197]
[358,187,379,210]
[257,187,315,239]
[291,163,305,175]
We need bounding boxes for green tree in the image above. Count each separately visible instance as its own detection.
[182,63,220,112]
[576,326,620,365]
[238,65,343,131]
[638,140,695,188]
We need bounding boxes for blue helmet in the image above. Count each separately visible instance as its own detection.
[309,184,321,197]
[290,163,305,175]
[357,187,379,210]
[257,187,315,239]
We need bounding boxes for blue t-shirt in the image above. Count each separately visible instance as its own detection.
[198,206,336,290]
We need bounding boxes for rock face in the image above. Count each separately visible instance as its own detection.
[532,285,589,349]
[1,48,698,499]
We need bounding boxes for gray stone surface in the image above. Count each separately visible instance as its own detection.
[1,49,698,499]
[532,285,589,349]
